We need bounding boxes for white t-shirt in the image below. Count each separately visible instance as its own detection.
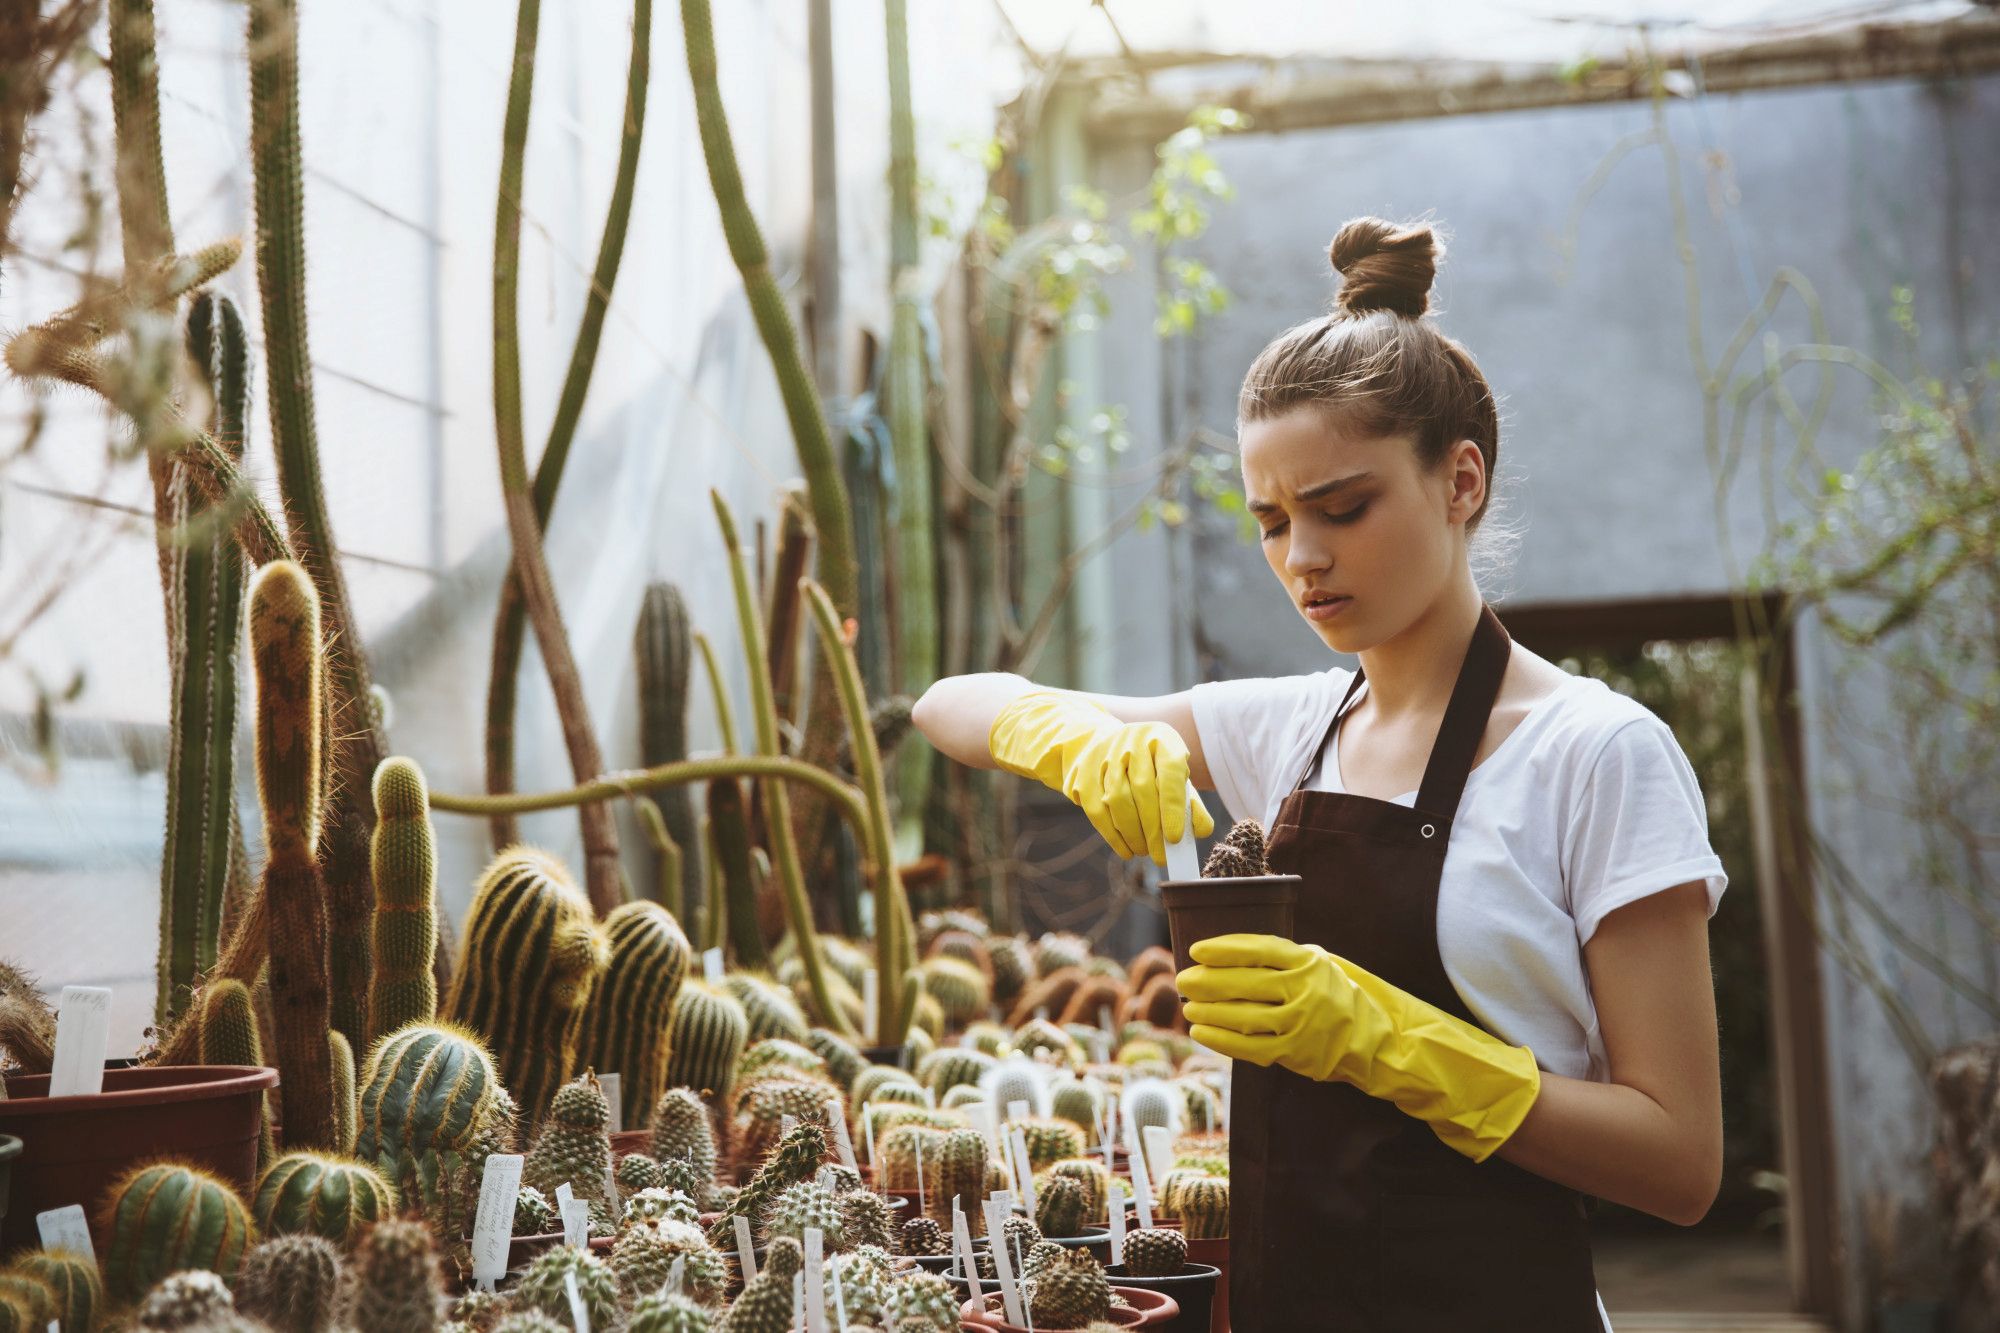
[1188,665,1728,1086]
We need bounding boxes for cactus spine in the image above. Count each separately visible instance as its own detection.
[577,899,690,1127]
[157,290,251,1027]
[251,560,336,1149]
[101,1162,256,1304]
[636,582,702,916]
[234,1233,341,1333]
[251,1151,396,1249]
[664,979,748,1103]
[247,0,387,1052]
[343,1217,443,1333]
[369,757,438,1041]
[443,847,606,1127]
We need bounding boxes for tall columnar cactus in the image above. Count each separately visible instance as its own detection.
[3,1250,100,1333]
[523,1073,615,1218]
[577,899,690,1127]
[443,847,606,1127]
[250,560,336,1149]
[101,1163,256,1303]
[328,1029,356,1153]
[922,1128,991,1236]
[704,776,766,969]
[636,583,701,916]
[247,0,387,1050]
[344,1217,443,1333]
[369,757,439,1042]
[251,1151,396,1250]
[234,1233,342,1333]
[661,979,747,1108]
[197,976,276,1168]
[157,290,251,1027]
[648,1087,719,1189]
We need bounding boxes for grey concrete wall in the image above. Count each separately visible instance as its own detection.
[1078,71,2000,1326]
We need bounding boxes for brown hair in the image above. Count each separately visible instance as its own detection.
[1237,216,1501,533]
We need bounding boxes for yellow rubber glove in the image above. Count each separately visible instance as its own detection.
[1177,933,1542,1162]
[988,689,1214,866]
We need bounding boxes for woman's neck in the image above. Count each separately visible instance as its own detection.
[1351,571,1486,721]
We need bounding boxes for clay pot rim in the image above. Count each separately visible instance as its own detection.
[956,1289,1150,1330]
[1103,1261,1223,1282]
[0,1064,278,1117]
[1159,874,1302,901]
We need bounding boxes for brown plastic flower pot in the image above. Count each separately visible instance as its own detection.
[1161,875,1300,978]
[1106,1262,1221,1333]
[0,1064,278,1255]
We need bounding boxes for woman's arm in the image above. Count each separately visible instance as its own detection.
[1491,880,1724,1225]
[910,672,1218,791]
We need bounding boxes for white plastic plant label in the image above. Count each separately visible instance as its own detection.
[825,1097,858,1171]
[599,1073,622,1133]
[861,1102,878,1169]
[49,986,111,1098]
[1107,1091,1120,1148]
[983,1198,1026,1327]
[780,1113,798,1140]
[803,1226,828,1333]
[703,947,725,985]
[950,1201,981,1298]
[829,1257,851,1333]
[734,1214,758,1281]
[1095,1104,1115,1165]
[1005,1098,1029,1125]
[666,1254,685,1297]
[913,1132,926,1210]
[35,1205,94,1262]
[470,1153,524,1289]
[561,1197,591,1250]
[1107,1180,1128,1267]
[791,1272,806,1333]
[564,1268,591,1332]
[1165,821,1200,882]
[1143,1125,1174,1187]
[1129,1133,1155,1231]
[1008,1127,1036,1213]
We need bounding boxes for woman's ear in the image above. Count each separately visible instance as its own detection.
[1446,439,1486,523]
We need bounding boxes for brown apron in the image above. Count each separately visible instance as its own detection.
[1228,603,1602,1331]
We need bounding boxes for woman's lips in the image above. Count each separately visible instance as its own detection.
[1303,595,1352,623]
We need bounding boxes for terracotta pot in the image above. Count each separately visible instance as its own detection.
[958,1289,1151,1330]
[0,1064,278,1255]
[1160,876,1300,978]
[609,1129,651,1157]
[1105,1262,1221,1333]
[1183,1235,1229,1332]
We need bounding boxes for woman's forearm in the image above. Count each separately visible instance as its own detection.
[910,672,1039,769]
[1494,1070,1721,1226]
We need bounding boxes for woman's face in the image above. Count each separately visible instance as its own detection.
[1238,407,1483,653]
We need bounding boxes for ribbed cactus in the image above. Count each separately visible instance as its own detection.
[443,847,606,1127]
[0,1271,55,1330]
[1020,1117,1086,1171]
[247,0,386,1054]
[873,1125,938,1192]
[637,583,702,916]
[2,1250,96,1333]
[921,1128,990,1236]
[898,1215,947,1257]
[251,1151,395,1250]
[1122,1226,1187,1278]
[578,899,690,1127]
[522,1072,615,1218]
[354,1021,504,1247]
[664,980,748,1102]
[722,973,809,1046]
[1048,1076,1105,1137]
[512,1246,620,1331]
[250,560,336,1149]
[344,1217,443,1333]
[197,977,276,1169]
[100,1162,255,1303]
[806,1027,865,1091]
[1034,1174,1087,1238]
[916,1047,994,1100]
[1046,1158,1110,1225]
[648,1086,719,1189]
[916,956,989,1030]
[739,1037,827,1084]
[1178,1175,1229,1240]
[329,1029,356,1153]
[234,1233,342,1333]
[157,289,251,1029]
[369,757,438,1042]
[609,1225,725,1309]
[1029,1248,1112,1329]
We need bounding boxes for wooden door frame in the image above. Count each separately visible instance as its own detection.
[1494,591,1842,1320]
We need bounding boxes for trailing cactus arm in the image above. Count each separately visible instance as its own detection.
[247,0,386,1048]
[694,629,738,754]
[489,0,624,913]
[483,0,653,850]
[711,489,854,1037]
[427,754,868,830]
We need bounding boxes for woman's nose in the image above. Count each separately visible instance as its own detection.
[1286,529,1331,577]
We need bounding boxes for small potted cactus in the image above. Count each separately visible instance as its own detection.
[1159,821,1299,977]
[1106,1227,1222,1333]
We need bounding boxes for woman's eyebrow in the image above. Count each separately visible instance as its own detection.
[1245,471,1376,514]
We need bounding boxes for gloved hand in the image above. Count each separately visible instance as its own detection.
[988,689,1214,866]
[1177,933,1541,1162]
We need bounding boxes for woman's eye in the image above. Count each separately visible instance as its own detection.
[1326,504,1369,525]
[1258,520,1289,542]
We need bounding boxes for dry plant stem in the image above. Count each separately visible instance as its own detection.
[489,0,623,912]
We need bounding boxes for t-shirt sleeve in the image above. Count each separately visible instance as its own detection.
[1563,713,1730,946]
[1187,673,1332,828]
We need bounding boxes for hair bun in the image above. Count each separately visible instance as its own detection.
[1328,216,1441,319]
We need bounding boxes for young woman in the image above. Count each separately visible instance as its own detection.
[911,216,1727,1331]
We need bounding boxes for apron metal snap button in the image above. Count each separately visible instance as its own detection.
[1421,823,1436,838]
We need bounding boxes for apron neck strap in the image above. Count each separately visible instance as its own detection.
[1292,603,1514,817]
